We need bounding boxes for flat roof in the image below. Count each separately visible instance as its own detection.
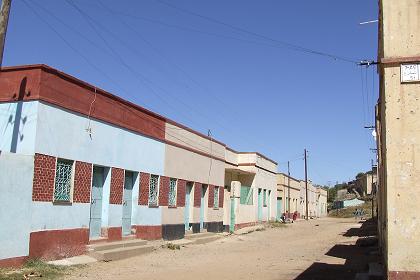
[1,64,278,164]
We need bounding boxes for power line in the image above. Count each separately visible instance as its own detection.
[155,0,360,64]
[65,0,209,130]
[90,0,274,153]
[22,0,224,155]
[26,0,269,158]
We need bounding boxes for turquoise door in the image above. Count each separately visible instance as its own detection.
[258,189,263,221]
[122,171,134,236]
[89,167,104,239]
[200,185,207,230]
[276,197,282,221]
[230,197,235,232]
[267,190,271,221]
[185,183,192,230]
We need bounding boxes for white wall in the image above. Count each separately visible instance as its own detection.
[0,153,33,259]
[35,102,165,175]
[0,101,38,155]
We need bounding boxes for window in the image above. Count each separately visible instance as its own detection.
[213,186,219,209]
[240,186,253,205]
[54,159,74,202]
[168,178,177,207]
[263,189,267,206]
[148,175,159,206]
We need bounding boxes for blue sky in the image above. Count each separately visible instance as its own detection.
[4,0,379,185]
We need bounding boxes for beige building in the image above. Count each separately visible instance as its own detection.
[356,172,377,196]
[316,187,328,217]
[224,149,278,231]
[277,175,327,219]
[376,0,420,278]
[277,173,302,218]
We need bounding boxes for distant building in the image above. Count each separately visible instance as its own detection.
[277,174,327,219]
[355,172,377,196]
[333,198,364,209]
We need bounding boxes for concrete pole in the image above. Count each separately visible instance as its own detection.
[305,149,309,220]
[287,161,290,216]
[0,0,12,68]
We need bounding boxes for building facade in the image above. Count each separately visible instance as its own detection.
[224,149,278,231]
[377,0,420,278]
[277,173,301,218]
[0,64,274,266]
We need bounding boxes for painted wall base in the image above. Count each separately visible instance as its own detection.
[205,221,223,233]
[0,256,28,268]
[191,223,201,233]
[101,227,122,241]
[134,225,162,240]
[29,228,89,260]
[389,271,420,280]
[235,222,257,231]
[162,224,185,240]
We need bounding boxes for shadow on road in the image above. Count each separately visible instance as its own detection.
[293,218,380,280]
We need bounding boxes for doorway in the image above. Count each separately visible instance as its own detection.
[89,166,105,239]
[122,171,135,236]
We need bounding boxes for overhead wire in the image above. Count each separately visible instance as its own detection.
[64,0,207,130]
[155,0,360,64]
[92,0,237,134]
[22,0,225,155]
[91,0,273,152]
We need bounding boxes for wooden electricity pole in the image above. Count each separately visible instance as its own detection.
[0,0,12,68]
[304,149,309,220]
[287,161,291,215]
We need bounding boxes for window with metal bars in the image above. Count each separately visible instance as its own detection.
[54,159,74,202]
[168,178,177,207]
[148,175,159,206]
[263,189,267,207]
[213,186,219,209]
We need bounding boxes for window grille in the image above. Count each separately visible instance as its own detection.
[240,186,253,205]
[169,178,177,207]
[214,187,219,208]
[54,159,73,202]
[263,189,267,206]
[149,175,159,206]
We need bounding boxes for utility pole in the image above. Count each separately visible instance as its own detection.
[0,0,12,68]
[371,159,374,219]
[287,161,290,216]
[304,149,309,220]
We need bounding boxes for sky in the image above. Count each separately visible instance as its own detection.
[4,0,379,186]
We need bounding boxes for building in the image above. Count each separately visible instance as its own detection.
[355,172,377,196]
[277,173,302,218]
[224,149,278,231]
[277,174,327,219]
[0,64,277,266]
[333,198,364,210]
[376,0,420,278]
[316,187,328,217]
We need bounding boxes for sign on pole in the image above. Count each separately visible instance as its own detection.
[401,64,420,83]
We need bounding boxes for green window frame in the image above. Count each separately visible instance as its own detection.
[148,175,159,206]
[53,159,74,202]
[213,186,219,209]
[263,189,267,206]
[240,186,253,205]
[168,178,177,207]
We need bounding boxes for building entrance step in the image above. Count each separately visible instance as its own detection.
[184,232,214,239]
[184,232,222,244]
[87,239,148,252]
[88,244,154,261]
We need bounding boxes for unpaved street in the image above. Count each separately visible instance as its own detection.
[64,218,367,280]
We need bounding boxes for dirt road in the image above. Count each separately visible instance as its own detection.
[64,218,369,280]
